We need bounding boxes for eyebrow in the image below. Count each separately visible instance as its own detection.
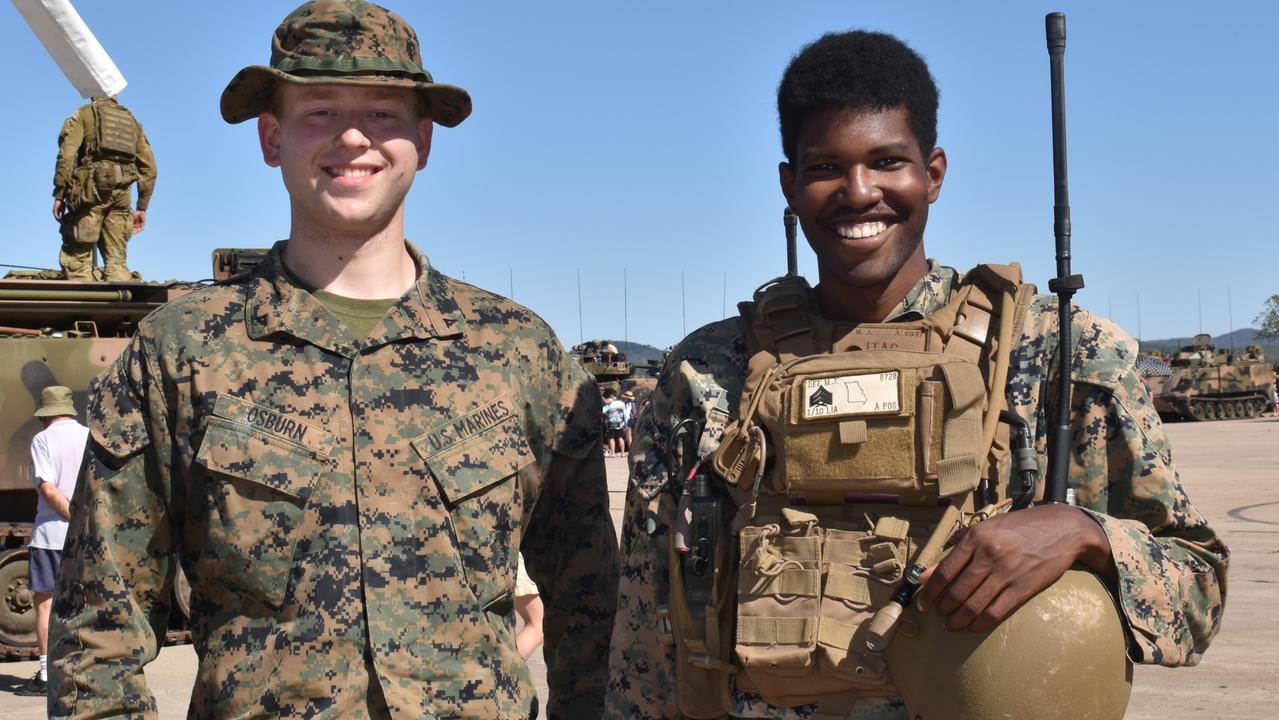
[798,142,915,163]
[870,142,915,156]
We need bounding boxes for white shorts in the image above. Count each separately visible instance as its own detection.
[516,553,538,598]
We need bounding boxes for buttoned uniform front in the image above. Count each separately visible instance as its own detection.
[603,261,1229,720]
[49,241,618,719]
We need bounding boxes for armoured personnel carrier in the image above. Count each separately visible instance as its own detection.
[0,249,264,659]
[642,347,672,378]
[1148,334,1275,421]
[570,339,632,388]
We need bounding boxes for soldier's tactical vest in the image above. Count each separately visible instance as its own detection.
[68,99,141,198]
[667,264,1036,719]
[90,100,139,162]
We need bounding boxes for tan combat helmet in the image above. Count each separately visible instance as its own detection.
[885,568,1132,720]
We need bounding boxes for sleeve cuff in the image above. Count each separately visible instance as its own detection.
[1080,508,1203,667]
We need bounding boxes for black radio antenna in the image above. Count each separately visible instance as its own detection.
[1044,12,1084,505]
[784,208,798,277]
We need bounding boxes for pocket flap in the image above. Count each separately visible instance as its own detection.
[824,570,871,605]
[196,414,328,501]
[740,567,820,597]
[738,616,817,645]
[412,408,533,503]
[211,394,334,456]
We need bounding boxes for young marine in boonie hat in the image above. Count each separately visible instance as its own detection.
[33,386,76,418]
[219,0,471,126]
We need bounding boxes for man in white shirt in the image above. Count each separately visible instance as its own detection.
[16,386,90,698]
[602,388,628,457]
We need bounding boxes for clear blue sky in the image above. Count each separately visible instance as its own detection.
[4,0,1275,350]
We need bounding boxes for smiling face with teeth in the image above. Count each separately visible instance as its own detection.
[259,83,433,241]
[780,105,947,323]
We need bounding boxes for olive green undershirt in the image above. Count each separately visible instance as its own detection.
[280,261,400,339]
[312,289,399,339]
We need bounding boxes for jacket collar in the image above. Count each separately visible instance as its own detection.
[244,240,465,355]
[885,259,961,322]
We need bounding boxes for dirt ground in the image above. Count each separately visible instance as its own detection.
[2,416,1274,718]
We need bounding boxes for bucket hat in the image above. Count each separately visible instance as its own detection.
[220,1,471,126]
[34,386,76,418]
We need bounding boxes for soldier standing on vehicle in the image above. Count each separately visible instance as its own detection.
[52,94,156,281]
[605,30,1228,720]
[14,386,88,699]
[48,2,616,718]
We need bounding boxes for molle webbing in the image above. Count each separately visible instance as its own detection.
[742,265,1028,365]
[673,265,1035,716]
[724,351,987,504]
[725,264,1034,504]
[91,101,138,161]
[739,276,822,360]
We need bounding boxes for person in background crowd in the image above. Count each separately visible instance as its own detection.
[16,386,89,698]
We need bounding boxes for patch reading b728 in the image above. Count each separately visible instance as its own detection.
[803,371,901,419]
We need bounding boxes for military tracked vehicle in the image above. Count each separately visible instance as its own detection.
[1147,334,1275,421]
[641,347,672,378]
[0,249,264,659]
[570,339,632,388]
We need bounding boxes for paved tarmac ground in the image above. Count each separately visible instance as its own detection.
[3,416,1275,718]
[1124,416,1279,719]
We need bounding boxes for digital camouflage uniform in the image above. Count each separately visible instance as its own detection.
[52,97,156,281]
[604,260,1229,720]
[49,242,618,719]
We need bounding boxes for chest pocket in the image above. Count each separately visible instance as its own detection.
[412,408,533,599]
[412,402,534,504]
[195,402,334,608]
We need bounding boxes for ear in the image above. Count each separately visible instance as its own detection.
[925,146,948,203]
[779,161,796,207]
[258,113,282,168]
[416,116,434,171]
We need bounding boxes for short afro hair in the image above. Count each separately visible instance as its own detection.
[778,30,939,164]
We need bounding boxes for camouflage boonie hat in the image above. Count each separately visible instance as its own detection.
[220,1,471,127]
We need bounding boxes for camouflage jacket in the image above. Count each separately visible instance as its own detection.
[53,98,157,211]
[604,261,1228,720]
[50,242,618,720]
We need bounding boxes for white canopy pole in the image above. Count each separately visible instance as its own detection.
[11,0,126,98]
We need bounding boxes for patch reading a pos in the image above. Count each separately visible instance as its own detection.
[802,371,901,419]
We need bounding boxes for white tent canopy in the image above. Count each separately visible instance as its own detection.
[12,0,126,98]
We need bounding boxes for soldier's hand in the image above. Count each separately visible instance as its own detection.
[132,210,147,234]
[53,199,64,221]
[915,504,1114,633]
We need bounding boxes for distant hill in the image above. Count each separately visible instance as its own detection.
[612,340,667,367]
[1141,328,1279,359]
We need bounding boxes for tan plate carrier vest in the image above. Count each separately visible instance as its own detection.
[69,100,141,200]
[667,264,1036,719]
[90,100,139,162]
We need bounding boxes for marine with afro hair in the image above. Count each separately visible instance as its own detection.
[778,30,938,163]
[604,25,1226,720]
